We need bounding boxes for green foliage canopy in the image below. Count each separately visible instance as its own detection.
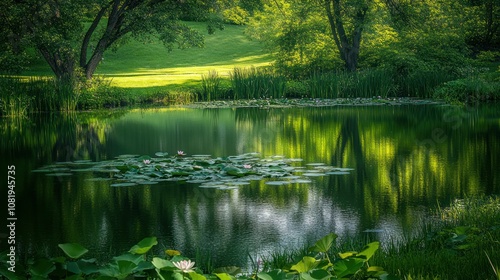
[0,0,223,80]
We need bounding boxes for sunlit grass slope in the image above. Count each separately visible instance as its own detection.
[95,22,272,89]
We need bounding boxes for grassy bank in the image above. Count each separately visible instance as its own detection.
[2,21,499,116]
[21,22,272,94]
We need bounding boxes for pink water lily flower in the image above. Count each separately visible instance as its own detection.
[177,150,186,156]
[173,259,195,273]
[143,159,151,164]
[243,164,252,169]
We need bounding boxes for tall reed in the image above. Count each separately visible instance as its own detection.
[0,77,33,116]
[56,75,80,111]
[307,71,340,98]
[230,67,286,100]
[398,70,455,98]
[349,68,395,98]
[201,70,222,101]
[307,69,395,99]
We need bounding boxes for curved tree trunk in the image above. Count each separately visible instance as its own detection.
[324,0,367,72]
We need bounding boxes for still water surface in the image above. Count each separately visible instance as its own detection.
[1,104,499,267]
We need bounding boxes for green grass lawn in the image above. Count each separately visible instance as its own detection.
[23,22,273,93]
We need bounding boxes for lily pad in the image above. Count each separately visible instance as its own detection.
[326,171,351,175]
[85,178,113,182]
[46,173,73,176]
[265,181,291,186]
[110,182,138,187]
[33,152,353,189]
[306,163,326,166]
[303,173,326,177]
[290,179,313,184]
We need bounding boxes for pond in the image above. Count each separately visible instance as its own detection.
[1,103,499,269]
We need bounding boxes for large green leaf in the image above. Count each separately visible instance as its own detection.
[299,269,331,280]
[257,269,292,280]
[156,270,184,280]
[152,257,175,270]
[213,266,242,276]
[58,243,89,259]
[189,271,208,280]
[66,259,99,275]
[99,260,137,279]
[0,267,25,280]
[29,258,55,278]
[308,233,337,253]
[113,253,144,264]
[333,258,364,278]
[215,273,233,280]
[357,241,380,260]
[290,256,318,273]
[129,236,158,254]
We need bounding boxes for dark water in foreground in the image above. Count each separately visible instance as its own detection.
[1,104,499,268]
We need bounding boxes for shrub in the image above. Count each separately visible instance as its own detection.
[433,78,500,103]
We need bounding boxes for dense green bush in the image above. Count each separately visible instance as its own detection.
[77,77,133,110]
[433,78,500,103]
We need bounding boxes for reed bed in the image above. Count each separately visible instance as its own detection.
[230,67,286,100]
[0,76,82,116]
[201,70,222,101]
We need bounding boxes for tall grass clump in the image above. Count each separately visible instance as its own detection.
[307,71,340,98]
[349,68,395,98]
[230,67,286,100]
[56,75,81,111]
[398,69,455,98]
[0,77,32,117]
[201,70,222,101]
[26,76,59,112]
[306,69,395,99]
[377,196,500,280]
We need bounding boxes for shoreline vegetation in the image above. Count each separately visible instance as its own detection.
[1,21,499,117]
[1,196,499,279]
[1,66,499,117]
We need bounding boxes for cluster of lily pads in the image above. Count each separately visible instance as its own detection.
[33,152,354,189]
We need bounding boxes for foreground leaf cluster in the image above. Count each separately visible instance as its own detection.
[0,234,396,280]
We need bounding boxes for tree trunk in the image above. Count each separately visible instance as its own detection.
[80,0,124,80]
[324,0,367,72]
[38,46,76,80]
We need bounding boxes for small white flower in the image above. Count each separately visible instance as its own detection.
[143,159,151,164]
[173,259,195,273]
[177,150,186,156]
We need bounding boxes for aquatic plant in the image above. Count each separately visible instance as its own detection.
[201,70,222,101]
[0,234,393,279]
[33,152,353,190]
[230,67,286,100]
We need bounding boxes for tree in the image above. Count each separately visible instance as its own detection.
[248,0,371,72]
[3,0,222,80]
[323,0,369,71]
[249,0,472,74]
[461,0,500,52]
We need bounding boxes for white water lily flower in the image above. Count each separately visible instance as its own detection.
[173,259,195,273]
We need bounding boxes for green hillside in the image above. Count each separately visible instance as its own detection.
[24,22,272,91]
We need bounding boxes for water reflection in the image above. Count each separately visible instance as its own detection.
[1,104,499,268]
